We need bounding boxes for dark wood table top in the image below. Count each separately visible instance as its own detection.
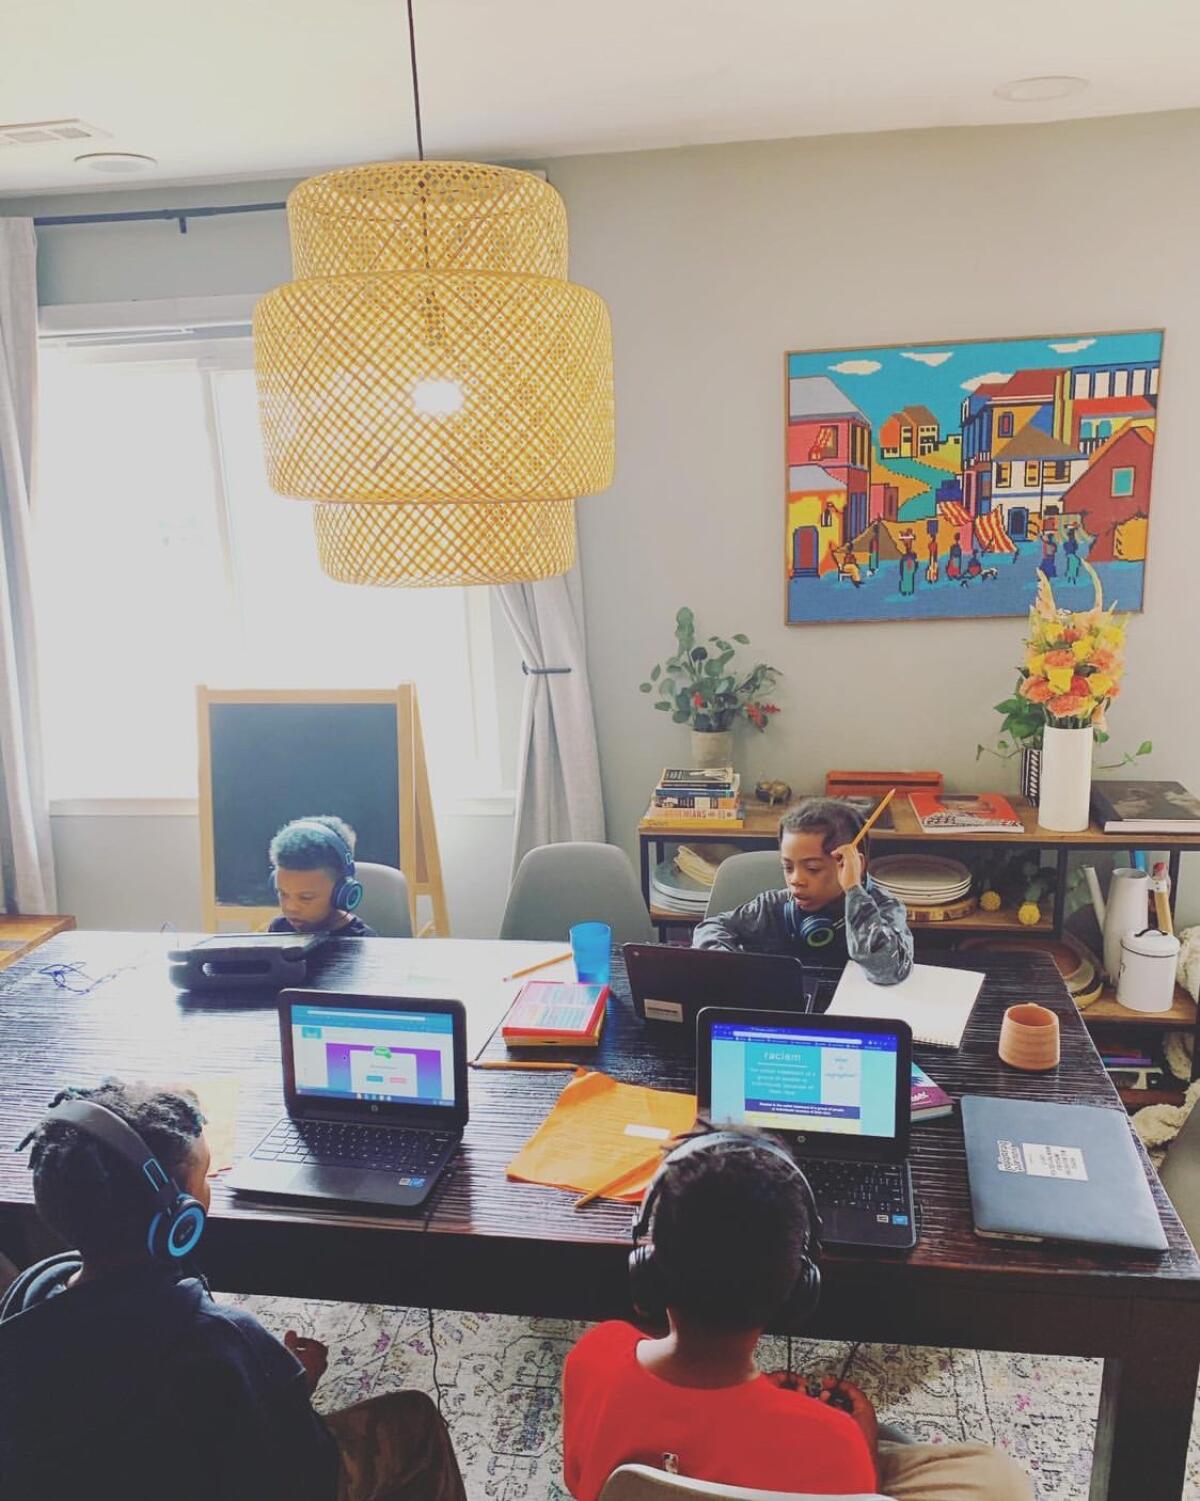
[1,931,1196,1305]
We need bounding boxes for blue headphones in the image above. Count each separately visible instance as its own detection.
[629,1131,822,1323]
[41,1098,207,1261]
[269,819,363,913]
[783,900,846,951]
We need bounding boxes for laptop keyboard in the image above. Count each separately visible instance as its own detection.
[800,1158,911,1216]
[252,1119,454,1175]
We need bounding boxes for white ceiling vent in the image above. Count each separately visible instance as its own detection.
[0,119,111,148]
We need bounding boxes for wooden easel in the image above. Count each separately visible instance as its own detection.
[197,685,449,935]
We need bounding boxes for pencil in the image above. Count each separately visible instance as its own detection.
[469,1060,581,1072]
[503,951,574,982]
[574,1151,665,1209]
[851,787,895,848]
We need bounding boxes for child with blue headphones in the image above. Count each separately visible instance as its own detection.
[1,1079,465,1501]
[693,797,914,986]
[563,1130,1032,1501]
[268,815,377,938]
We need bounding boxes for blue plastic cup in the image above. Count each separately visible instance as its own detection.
[570,922,612,985]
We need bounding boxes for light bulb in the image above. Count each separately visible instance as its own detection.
[412,379,465,417]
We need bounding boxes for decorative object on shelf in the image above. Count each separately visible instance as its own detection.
[785,329,1162,628]
[1084,863,1151,981]
[1116,928,1182,1015]
[253,0,613,587]
[1019,746,1041,802]
[640,607,780,768]
[872,853,976,921]
[976,851,1054,926]
[754,778,793,806]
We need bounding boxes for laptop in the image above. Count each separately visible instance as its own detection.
[226,990,468,1211]
[962,1096,1168,1253]
[623,943,837,1028]
[696,1006,917,1250]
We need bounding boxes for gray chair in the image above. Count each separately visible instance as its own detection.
[704,851,782,919]
[354,861,414,938]
[598,1463,887,1501]
[1159,1099,1200,1250]
[500,841,653,944]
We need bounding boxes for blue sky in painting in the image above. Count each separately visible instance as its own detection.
[786,330,1162,434]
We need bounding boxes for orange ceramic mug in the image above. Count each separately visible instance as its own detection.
[998,1003,1061,1072]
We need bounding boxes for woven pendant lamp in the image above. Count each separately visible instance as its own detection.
[254,0,613,586]
[254,159,613,585]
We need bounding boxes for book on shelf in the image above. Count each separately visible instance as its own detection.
[908,791,1023,834]
[1090,779,1200,834]
[652,776,741,811]
[659,766,737,789]
[643,803,745,829]
[501,980,609,1047]
[911,1063,953,1122]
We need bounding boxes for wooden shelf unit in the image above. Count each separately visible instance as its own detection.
[0,915,75,971]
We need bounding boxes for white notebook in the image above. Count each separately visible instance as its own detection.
[826,961,984,1048]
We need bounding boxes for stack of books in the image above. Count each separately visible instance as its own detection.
[1090,779,1200,835]
[502,980,609,1048]
[645,768,744,829]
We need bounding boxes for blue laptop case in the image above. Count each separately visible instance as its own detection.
[962,1096,1168,1253]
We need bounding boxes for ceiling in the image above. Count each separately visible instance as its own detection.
[3,0,1199,196]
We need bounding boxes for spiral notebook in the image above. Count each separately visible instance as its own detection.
[827,961,984,1048]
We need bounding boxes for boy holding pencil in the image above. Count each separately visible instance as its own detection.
[694,797,913,985]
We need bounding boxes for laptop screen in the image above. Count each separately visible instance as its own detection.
[707,1018,901,1141]
[289,1001,458,1108]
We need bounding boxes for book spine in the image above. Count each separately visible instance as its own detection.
[653,795,740,810]
[646,808,744,822]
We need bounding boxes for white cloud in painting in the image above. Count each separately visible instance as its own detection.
[829,359,882,375]
[901,351,953,367]
[1048,338,1096,353]
[961,370,1014,392]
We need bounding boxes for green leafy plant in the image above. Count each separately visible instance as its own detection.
[639,607,781,733]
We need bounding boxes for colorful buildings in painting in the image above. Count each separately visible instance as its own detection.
[1059,424,1154,561]
[787,377,871,545]
[879,405,940,458]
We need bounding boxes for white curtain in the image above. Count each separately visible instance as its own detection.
[0,218,56,912]
[498,565,605,870]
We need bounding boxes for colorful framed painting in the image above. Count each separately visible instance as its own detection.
[784,329,1163,625]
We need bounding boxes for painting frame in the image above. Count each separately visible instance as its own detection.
[782,328,1165,628]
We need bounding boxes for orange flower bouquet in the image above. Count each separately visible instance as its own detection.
[1017,568,1127,732]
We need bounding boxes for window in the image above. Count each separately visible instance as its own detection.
[1111,466,1135,498]
[995,462,1012,488]
[1046,461,1069,484]
[1024,462,1040,488]
[34,332,502,802]
[809,425,838,461]
[997,412,1014,438]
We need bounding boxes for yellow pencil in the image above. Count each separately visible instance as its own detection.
[574,1152,665,1210]
[503,951,574,982]
[469,1060,581,1072]
[851,787,896,848]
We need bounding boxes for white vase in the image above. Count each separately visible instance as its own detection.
[1037,726,1093,832]
[690,728,733,769]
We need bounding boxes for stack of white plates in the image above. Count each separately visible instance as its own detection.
[872,854,972,907]
[651,859,712,916]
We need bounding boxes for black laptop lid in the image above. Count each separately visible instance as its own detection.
[696,1006,912,1163]
[278,990,468,1130]
[622,943,815,1025]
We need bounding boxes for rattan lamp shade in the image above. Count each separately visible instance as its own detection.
[253,162,614,586]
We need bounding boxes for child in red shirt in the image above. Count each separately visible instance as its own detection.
[563,1133,1031,1501]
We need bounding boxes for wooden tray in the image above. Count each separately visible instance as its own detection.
[904,893,978,924]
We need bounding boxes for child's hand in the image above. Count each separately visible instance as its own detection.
[284,1330,329,1393]
[764,1368,803,1391]
[832,843,865,894]
[818,1376,878,1453]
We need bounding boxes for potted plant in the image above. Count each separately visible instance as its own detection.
[640,607,781,768]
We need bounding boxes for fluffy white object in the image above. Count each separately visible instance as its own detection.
[1179,924,1200,1002]
[1133,1078,1200,1167]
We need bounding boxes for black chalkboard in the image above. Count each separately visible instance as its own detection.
[208,701,402,907]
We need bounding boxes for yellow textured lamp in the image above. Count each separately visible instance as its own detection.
[253,159,614,586]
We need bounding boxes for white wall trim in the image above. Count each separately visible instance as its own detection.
[50,793,516,819]
[39,294,258,336]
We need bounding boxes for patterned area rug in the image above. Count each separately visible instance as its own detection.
[231,1294,1200,1499]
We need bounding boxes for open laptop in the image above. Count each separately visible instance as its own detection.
[697,1007,917,1250]
[227,990,468,1211]
[623,943,838,1028]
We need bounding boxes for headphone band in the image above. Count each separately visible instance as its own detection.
[281,820,355,875]
[43,1099,182,1213]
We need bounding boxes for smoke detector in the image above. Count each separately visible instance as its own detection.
[0,118,111,147]
[74,152,158,175]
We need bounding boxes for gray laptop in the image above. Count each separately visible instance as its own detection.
[962,1096,1168,1253]
[227,990,468,1211]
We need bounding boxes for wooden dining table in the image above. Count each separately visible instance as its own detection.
[0,930,1197,1501]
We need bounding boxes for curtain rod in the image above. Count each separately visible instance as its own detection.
[32,201,287,235]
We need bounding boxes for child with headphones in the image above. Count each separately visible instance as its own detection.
[563,1131,1031,1501]
[693,797,913,985]
[1,1080,465,1501]
[268,815,378,937]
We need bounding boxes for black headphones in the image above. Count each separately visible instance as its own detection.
[40,1099,207,1262]
[269,819,364,913]
[628,1131,822,1325]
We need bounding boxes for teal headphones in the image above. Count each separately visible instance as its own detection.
[270,819,364,912]
[38,1099,207,1261]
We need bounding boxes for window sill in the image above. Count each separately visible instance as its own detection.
[50,794,516,819]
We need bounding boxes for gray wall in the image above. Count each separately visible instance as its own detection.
[11,107,1200,930]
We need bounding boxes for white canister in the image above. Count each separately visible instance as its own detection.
[1116,928,1181,1014]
